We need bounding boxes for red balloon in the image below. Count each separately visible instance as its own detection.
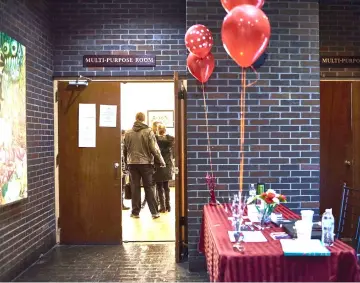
[221,0,265,13]
[187,52,215,83]
[222,5,271,68]
[185,25,213,59]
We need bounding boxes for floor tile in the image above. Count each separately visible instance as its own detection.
[15,243,209,282]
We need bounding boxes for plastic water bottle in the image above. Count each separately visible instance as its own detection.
[249,183,256,198]
[248,183,259,207]
[321,208,335,246]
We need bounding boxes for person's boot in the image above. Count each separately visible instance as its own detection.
[122,203,130,210]
[157,187,166,213]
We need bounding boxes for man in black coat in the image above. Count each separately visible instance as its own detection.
[123,113,165,219]
[141,121,160,209]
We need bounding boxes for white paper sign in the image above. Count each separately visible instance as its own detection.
[78,103,96,147]
[99,105,117,127]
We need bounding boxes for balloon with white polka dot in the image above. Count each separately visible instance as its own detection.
[185,24,214,59]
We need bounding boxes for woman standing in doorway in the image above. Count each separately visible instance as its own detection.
[153,124,174,213]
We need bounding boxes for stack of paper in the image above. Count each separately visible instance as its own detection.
[280,239,331,256]
[228,231,268,243]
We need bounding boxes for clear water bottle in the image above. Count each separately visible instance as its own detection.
[321,208,335,246]
[248,183,258,206]
[249,184,256,198]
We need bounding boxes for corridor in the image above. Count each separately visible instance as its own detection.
[14,244,209,282]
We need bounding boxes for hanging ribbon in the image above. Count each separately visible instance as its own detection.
[202,83,217,205]
[239,66,259,193]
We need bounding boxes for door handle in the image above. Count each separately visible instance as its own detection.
[114,162,121,180]
[345,160,351,166]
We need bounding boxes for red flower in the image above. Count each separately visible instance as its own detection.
[267,192,276,199]
[264,197,273,204]
[278,195,286,202]
[261,193,267,198]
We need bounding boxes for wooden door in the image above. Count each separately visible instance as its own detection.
[351,82,360,191]
[58,81,122,244]
[174,73,187,262]
[320,81,352,221]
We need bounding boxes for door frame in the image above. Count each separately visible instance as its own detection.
[53,75,187,248]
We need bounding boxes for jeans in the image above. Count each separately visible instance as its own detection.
[142,179,158,208]
[128,164,158,216]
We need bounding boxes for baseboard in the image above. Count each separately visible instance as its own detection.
[0,232,56,282]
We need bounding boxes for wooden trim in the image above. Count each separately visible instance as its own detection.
[174,71,180,262]
[119,83,123,243]
[53,75,187,82]
[182,80,188,254]
[174,74,188,262]
[54,81,60,244]
[320,78,360,81]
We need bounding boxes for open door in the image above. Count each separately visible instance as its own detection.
[174,72,187,262]
[58,81,122,244]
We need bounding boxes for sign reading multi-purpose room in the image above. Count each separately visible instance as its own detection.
[320,56,360,68]
[83,55,156,67]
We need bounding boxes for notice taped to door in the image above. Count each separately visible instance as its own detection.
[99,105,117,127]
[79,103,96,147]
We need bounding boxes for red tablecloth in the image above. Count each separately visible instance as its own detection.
[199,204,359,282]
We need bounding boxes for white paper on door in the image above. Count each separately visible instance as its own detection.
[78,103,96,147]
[99,105,117,127]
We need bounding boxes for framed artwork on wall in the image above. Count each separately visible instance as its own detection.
[0,32,27,206]
[147,110,174,128]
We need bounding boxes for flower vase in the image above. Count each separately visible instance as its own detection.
[247,189,287,227]
[259,204,274,227]
[260,210,271,226]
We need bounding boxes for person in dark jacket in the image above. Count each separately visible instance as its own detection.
[153,124,175,213]
[123,112,165,219]
[141,121,161,209]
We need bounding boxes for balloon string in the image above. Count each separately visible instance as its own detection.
[239,68,246,193]
[202,83,214,176]
[246,65,260,87]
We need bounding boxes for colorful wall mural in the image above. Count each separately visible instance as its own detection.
[0,32,27,206]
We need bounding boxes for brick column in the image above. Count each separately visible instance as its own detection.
[186,0,320,268]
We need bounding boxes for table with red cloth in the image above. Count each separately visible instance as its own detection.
[199,204,359,282]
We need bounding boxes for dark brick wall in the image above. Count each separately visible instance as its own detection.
[320,0,360,78]
[0,0,55,281]
[52,0,186,77]
[186,0,319,267]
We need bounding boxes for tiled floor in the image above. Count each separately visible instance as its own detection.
[15,243,209,282]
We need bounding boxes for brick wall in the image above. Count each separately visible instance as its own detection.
[52,0,186,77]
[320,0,360,78]
[186,0,320,267]
[0,0,55,281]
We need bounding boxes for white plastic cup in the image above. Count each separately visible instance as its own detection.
[301,210,314,224]
[295,220,312,240]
